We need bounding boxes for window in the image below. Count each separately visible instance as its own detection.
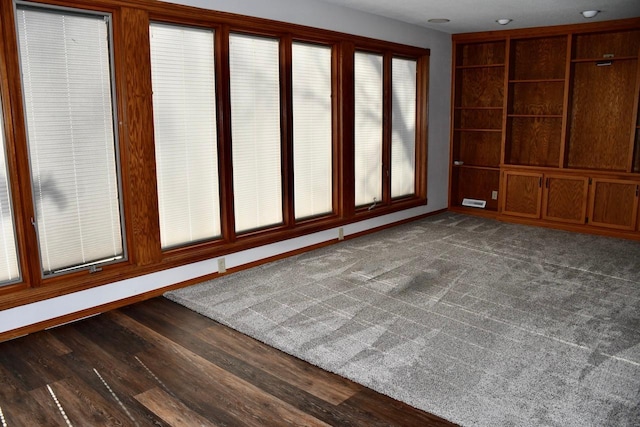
[229,33,282,233]
[354,52,383,207]
[149,22,221,249]
[16,5,124,275]
[0,0,429,303]
[0,103,19,286]
[292,42,333,220]
[391,57,417,198]
[354,52,420,208]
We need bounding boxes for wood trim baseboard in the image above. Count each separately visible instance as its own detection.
[496,214,640,242]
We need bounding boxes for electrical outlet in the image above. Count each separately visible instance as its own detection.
[491,190,498,200]
[217,257,226,273]
[338,227,344,241]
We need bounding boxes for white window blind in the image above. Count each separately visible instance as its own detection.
[354,52,383,207]
[17,6,124,275]
[229,33,282,232]
[292,42,332,219]
[149,23,221,249]
[391,57,417,198]
[0,106,20,285]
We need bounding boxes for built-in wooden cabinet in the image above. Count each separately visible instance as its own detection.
[567,30,640,171]
[450,18,640,238]
[542,175,589,224]
[636,102,640,173]
[500,170,639,230]
[501,171,590,225]
[451,40,504,213]
[505,36,567,168]
[501,171,542,218]
[450,167,500,211]
[589,178,639,230]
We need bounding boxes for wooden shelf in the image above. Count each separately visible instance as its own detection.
[455,63,504,69]
[449,205,498,217]
[454,131,501,167]
[456,40,506,69]
[567,59,637,170]
[506,116,562,167]
[450,166,500,211]
[454,128,501,132]
[455,108,502,131]
[571,56,637,63]
[572,30,640,62]
[452,164,499,171]
[457,66,504,108]
[509,79,565,83]
[501,164,640,177]
[454,106,502,110]
[451,23,640,233]
[509,82,564,116]
[507,114,563,118]
[511,36,567,81]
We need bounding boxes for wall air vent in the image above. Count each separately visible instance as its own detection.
[461,198,487,208]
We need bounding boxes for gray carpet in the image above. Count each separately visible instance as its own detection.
[165,213,640,426]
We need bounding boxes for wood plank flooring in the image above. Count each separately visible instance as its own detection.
[0,297,457,426]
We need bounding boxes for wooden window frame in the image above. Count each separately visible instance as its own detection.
[0,0,429,309]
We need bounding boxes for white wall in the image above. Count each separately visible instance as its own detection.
[0,0,451,336]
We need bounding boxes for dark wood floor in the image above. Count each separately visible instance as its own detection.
[0,297,456,426]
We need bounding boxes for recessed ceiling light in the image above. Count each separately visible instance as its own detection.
[428,18,450,24]
[581,10,600,18]
[496,18,512,25]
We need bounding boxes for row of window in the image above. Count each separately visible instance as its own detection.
[0,1,427,287]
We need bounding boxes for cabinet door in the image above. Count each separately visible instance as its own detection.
[501,171,543,218]
[542,175,589,224]
[588,178,639,230]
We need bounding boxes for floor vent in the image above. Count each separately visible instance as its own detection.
[461,198,486,208]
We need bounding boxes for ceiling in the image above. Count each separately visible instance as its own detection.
[315,0,640,34]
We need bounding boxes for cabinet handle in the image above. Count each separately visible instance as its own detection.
[539,177,542,187]
[545,178,549,189]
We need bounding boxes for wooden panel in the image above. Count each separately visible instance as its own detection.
[456,108,503,129]
[573,30,640,59]
[455,131,501,167]
[589,178,639,230]
[118,8,162,265]
[507,117,562,167]
[512,36,567,80]
[634,128,640,173]
[452,167,500,211]
[415,54,430,201]
[542,175,589,224]
[457,41,505,66]
[501,171,542,218]
[567,60,638,170]
[458,67,504,107]
[510,82,564,115]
